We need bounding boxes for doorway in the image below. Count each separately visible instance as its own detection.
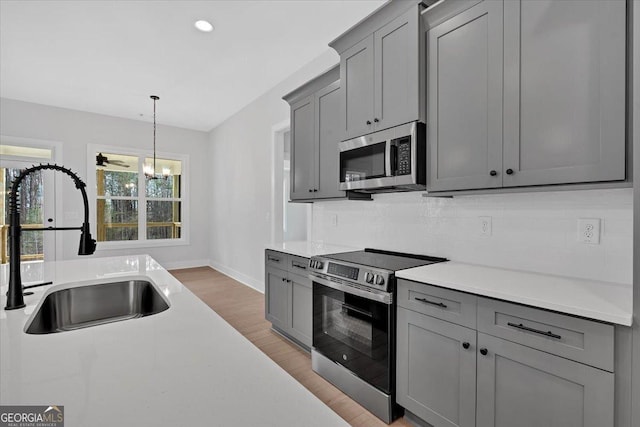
[0,140,58,264]
[271,122,310,244]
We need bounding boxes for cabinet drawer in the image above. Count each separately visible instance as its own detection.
[397,279,477,328]
[265,250,288,271]
[289,255,310,275]
[477,297,614,372]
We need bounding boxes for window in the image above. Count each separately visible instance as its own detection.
[89,146,188,248]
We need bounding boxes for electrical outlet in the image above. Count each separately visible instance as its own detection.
[479,216,492,237]
[331,214,338,227]
[577,218,601,244]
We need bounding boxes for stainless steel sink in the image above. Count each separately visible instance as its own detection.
[25,280,170,334]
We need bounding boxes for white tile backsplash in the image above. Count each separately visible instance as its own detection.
[311,189,633,284]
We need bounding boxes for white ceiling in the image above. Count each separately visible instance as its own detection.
[0,0,384,132]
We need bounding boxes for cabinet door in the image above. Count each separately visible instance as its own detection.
[374,5,420,131]
[502,0,626,187]
[476,333,614,427]
[287,272,312,348]
[396,308,477,427]
[426,0,503,192]
[265,266,289,331]
[290,96,316,200]
[340,35,375,140]
[315,81,345,199]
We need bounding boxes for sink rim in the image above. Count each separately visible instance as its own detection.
[22,275,172,334]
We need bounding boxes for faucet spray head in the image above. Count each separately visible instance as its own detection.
[78,223,97,256]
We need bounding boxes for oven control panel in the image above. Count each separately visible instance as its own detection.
[327,263,359,281]
[309,256,392,292]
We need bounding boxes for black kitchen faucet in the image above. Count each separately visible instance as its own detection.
[5,164,97,310]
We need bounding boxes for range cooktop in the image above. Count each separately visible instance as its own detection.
[321,248,446,272]
[309,249,447,294]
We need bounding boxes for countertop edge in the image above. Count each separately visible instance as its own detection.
[396,264,633,327]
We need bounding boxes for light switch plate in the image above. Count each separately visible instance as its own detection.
[331,214,338,227]
[577,218,601,244]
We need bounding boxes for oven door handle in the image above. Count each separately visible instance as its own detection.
[341,303,373,318]
[310,274,392,305]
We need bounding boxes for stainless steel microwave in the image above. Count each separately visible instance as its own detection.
[339,121,425,192]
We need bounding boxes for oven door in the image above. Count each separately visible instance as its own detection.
[312,277,393,394]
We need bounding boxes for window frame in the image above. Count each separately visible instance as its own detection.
[87,144,189,250]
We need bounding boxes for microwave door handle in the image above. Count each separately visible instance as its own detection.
[385,142,392,177]
[390,144,398,176]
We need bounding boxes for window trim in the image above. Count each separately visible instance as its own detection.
[87,144,189,250]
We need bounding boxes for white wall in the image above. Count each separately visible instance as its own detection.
[0,98,210,269]
[312,190,633,285]
[207,49,339,291]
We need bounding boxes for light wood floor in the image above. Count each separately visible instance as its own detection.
[170,266,414,427]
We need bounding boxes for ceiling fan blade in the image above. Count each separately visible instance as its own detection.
[106,159,130,168]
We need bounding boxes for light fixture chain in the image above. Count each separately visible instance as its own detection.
[153,96,157,175]
[147,95,160,180]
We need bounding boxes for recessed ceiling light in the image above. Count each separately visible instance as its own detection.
[194,20,214,33]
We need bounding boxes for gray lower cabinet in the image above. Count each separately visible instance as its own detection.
[283,65,345,201]
[476,332,614,427]
[396,279,616,427]
[425,0,627,193]
[287,272,312,346]
[265,265,289,331]
[264,250,312,349]
[396,307,477,427]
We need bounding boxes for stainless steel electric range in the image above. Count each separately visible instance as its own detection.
[308,249,447,423]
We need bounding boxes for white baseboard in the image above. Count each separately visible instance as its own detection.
[208,261,264,294]
[161,259,210,271]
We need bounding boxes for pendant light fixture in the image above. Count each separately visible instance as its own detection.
[144,95,169,180]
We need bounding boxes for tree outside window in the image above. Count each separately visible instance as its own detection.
[95,152,183,243]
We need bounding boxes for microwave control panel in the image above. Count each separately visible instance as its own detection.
[395,137,411,176]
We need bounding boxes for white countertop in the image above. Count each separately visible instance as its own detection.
[397,262,633,326]
[0,256,348,427]
[266,241,360,258]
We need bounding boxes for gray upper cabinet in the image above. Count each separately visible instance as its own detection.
[425,0,627,193]
[330,1,425,141]
[502,0,626,187]
[476,332,614,427]
[374,6,422,136]
[342,37,375,140]
[426,0,503,192]
[316,81,344,199]
[284,65,345,201]
[290,96,315,200]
